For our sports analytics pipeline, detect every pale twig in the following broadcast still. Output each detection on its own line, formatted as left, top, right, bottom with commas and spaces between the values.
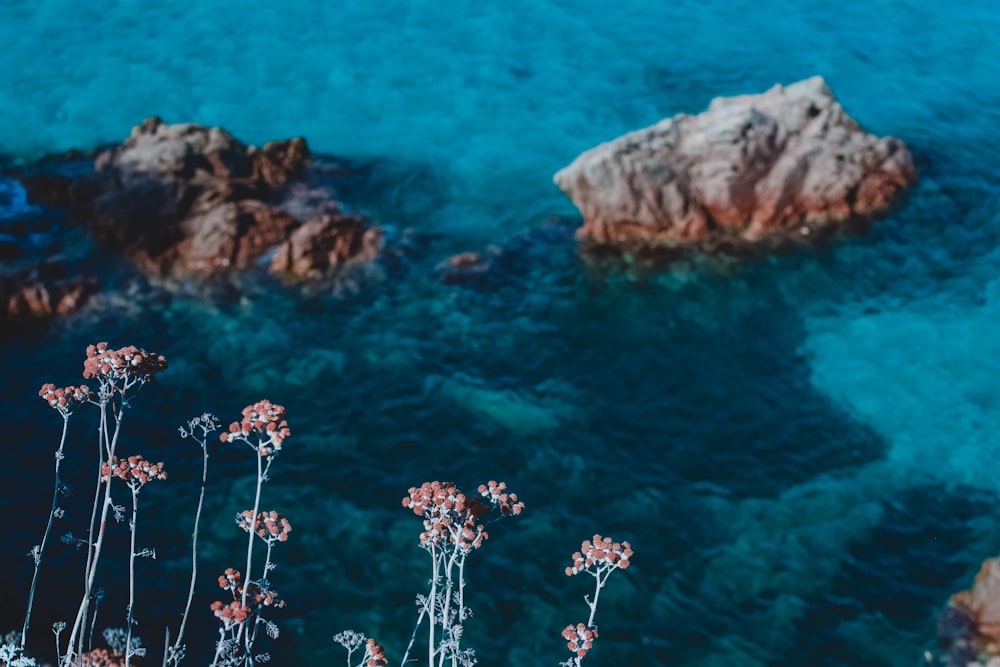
22, 415, 69, 647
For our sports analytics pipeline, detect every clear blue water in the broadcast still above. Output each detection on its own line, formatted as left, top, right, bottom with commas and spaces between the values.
2, 1, 1000, 665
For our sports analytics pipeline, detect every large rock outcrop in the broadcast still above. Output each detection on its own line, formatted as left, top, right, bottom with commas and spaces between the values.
554, 76, 916, 254
13, 118, 379, 280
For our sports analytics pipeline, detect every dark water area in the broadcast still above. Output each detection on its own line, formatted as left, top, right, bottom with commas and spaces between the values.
4, 1, 1000, 665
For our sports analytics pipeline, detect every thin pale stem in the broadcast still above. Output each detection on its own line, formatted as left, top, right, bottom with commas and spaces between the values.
399, 599, 428, 666
454, 556, 467, 667
587, 566, 616, 628
209, 626, 226, 667
174, 436, 210, 655
235, 452, 265, 661
429, 546, 439, 667
22, 415, 70, 648
81, 400, 126, 657
248, 540, 275, 649
439, 541, 461, 667
67, 397, 112, 662
125, 487, 140, 667
236, 445, 274, 665
86, 591, 102, 659
241, 453, 264, 608
457, 558, 466, 621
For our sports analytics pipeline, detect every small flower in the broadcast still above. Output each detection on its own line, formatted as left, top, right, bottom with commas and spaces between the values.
79, 647, 126, 667
219, 400, 290, 456
218, 568, 242, 591
82, 342, 167, 387
101, 455, 167, 489
403, 482, 486, 551
238, 580, 285, 609
562, 623, 598, 659
403, 480, 524, 553
363, 638, 388, 667
566, 535, 632, 576
236, 510, 292, 543
210, 600, 252, 628
38, 383, 93, 416
478, 479, 525, 516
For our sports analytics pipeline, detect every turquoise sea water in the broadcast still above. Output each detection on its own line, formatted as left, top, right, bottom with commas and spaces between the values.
2, 1, 1000, 665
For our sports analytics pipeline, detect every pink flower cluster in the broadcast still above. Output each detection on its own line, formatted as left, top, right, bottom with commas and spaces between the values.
101, 455, 167, 488
403, 481, 489, 551
402, 480, 525, 552
78, 648, 126, 667
244, 582, 284, 609
220, 400, 290, 456
562, 623, 598, 659
218, 567, 242, 591
566, 535, 633, 576
82, 342, 167, 385
210, 600, 252, 628
211, 567, 285, 628
38, 383, 93, 415
477, 480, 525, 516
363, 638, 388, 667
237, 510, 292, 543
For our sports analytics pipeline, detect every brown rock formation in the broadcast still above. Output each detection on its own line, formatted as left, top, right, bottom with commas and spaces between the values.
15, 118, 378, 281
941, 558, 1000, 664
1, 264, 100, 328
270, 213, 383, 279
554, 76, 916, 254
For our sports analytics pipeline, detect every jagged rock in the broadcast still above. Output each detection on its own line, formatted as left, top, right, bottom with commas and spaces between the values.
253, 139, 310, 189
270, 213, 382, 279
80, 118, 309, 276
14, 118, 379, 281
91, 117, 299, 186
943, 559, 1000, 664
3, 148, 97, 210
1, 264, 100, 327
554, 76, 916, 255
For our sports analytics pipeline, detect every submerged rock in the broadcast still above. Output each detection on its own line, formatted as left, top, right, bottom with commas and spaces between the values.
433, 219, 579, 291
270, 213, 383, 280
424, 374, 576, 436
436, 251, 494, 287
14, 118, 379, 281
554, 76, 916, 255
1, 263, 100, 329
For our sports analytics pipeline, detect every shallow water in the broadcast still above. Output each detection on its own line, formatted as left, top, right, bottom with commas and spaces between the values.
2, 1, 1000, 665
